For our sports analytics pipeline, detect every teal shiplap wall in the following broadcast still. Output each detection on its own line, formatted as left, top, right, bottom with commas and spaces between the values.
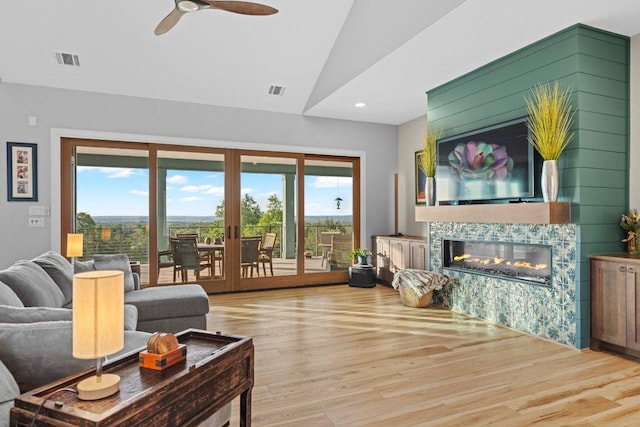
426, 24, 629, 348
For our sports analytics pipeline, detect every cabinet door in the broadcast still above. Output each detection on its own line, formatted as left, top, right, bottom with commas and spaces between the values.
389, 239, 410, 273
626, 265, 640, 351
375, 237, 392, 282
410, 241, 427, 270
591, 260, 626, 347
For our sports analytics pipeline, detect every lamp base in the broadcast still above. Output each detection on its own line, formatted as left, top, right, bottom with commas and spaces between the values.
77, 373, 120, 400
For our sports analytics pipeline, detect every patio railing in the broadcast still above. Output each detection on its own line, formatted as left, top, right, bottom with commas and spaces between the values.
78, 223, 353, 263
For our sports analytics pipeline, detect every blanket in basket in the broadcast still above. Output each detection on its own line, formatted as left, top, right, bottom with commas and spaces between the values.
391, 269, 448, 296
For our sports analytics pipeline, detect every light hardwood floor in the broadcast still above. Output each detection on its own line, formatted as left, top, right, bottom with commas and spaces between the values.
207, 285, 640, 426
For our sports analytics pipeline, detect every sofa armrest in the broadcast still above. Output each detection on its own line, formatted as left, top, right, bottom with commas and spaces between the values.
124, 304, 138, 331
132, 272, 140, 290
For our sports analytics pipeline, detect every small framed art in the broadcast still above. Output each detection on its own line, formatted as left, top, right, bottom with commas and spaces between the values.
7, 142, 38, 201
415, 150, 426, 205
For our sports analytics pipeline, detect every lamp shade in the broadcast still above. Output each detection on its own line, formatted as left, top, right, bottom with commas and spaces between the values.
67, 233, 84, 258
72, 270, 124, 359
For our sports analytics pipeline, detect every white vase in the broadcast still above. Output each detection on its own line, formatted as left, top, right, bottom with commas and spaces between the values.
541, 160, 559, 202
425, 176, 435, 206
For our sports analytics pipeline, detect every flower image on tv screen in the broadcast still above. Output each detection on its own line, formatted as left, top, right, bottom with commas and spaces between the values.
436, 118, 534, 204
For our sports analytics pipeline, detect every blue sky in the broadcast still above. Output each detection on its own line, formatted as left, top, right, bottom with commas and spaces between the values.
77, 166, 352, 217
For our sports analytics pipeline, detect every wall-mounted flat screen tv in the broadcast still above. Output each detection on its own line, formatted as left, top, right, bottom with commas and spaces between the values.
436, 118, 534, 204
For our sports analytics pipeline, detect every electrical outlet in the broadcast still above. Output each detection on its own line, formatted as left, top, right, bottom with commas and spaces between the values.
28, 217, 44, 227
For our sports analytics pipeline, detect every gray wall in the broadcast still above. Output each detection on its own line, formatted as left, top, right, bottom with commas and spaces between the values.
0, 83, 398, 267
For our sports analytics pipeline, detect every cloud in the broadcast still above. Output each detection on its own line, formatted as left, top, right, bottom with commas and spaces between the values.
180, 196, 201, 203
130, 190, 148, 196
310, 176, 352, 188
76, 166, 143, 178
76, 166, 97, 173
204, 186, 225, 196
241, 187, 252, 195
180, 184, 213, 193
167, 175, 188, 184
101, 168, 141, 179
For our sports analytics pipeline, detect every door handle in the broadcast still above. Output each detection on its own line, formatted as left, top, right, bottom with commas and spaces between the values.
227, 226, 231, 240
235, 226, 239, 239
629, 267, 635, 274
619, 266, 627, 272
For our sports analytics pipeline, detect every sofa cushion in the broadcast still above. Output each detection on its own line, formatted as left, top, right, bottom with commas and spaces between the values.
0, 304, 137, 332
0, 360, 19, 427
32, 251, 74, 305
74, 259, 95, 273
124, 284, 209, 323
0, 321, 151, 393
0, 281, 23, 307
93, 254, 135, 292
0, 261, 65, 308
0, 305, 72, 323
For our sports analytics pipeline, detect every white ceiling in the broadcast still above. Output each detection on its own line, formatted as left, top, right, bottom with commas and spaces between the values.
1, 0, 640, 126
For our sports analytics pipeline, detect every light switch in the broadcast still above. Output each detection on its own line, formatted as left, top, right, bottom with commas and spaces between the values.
28, 206, 50, 216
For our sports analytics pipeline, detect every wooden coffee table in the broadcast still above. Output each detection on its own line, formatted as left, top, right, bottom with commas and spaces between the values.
10, 329, 254, 426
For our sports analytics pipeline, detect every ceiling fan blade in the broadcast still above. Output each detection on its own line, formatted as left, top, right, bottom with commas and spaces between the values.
204, 1, 278, 15
154, 8, 184, 35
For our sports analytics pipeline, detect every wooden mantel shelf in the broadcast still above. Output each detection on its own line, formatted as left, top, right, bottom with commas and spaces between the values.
415, 202, 571, 224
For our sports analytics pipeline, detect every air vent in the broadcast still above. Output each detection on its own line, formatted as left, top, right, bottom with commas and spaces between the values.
268, 84, 285, 96
55, 52, 80, 67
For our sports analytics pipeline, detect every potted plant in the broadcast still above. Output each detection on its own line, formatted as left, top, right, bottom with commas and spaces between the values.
620, 209, 640, 255
524, 81, 575, 202
349, 248, 371, 265
420, 127, 438, 206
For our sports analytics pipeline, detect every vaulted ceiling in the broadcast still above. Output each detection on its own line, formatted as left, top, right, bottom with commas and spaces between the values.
1, 0, 640, 125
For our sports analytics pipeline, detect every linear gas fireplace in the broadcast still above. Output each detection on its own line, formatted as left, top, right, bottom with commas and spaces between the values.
442, 239, 552, 286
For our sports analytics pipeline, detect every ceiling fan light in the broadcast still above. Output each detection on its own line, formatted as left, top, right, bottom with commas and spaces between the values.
177, 0, 199, 12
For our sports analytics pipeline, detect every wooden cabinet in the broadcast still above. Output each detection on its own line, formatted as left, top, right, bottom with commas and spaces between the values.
590, 254, 640, 355
410, 241, 428, 271
372, 235, 428, 284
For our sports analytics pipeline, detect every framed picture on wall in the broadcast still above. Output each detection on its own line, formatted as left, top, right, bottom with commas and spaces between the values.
415, 150, 426, 205
7, 142, 38, 202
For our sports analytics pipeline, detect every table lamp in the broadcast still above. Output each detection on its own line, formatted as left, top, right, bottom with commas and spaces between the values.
66, 233, 83, 267
72, 270, 124, 400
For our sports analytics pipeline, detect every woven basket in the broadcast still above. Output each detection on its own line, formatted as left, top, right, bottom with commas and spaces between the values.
399, 287, 433, 308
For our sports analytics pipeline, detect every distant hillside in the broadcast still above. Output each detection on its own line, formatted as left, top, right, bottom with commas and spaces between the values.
92, 216, 217, 224
92, 215, 352, 224
303, 215, 352, 223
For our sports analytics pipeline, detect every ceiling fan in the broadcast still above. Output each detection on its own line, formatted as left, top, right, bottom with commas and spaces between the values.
155, 0, 278, 36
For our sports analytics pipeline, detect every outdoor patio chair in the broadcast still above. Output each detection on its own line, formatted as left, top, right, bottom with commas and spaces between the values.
170, 236, 212, 282
258, 233, 277, 276
241, 237, 261, 278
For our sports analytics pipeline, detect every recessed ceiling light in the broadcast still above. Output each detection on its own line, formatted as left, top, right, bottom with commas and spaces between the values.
354, 102, 366, 108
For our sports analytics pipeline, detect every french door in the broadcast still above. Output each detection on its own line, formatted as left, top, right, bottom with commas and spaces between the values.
61, 138, 359, 293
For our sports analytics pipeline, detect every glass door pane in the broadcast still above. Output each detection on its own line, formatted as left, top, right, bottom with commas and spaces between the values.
157, 150, 226, 291
74, 146, 150, 283
239, 154, 297, 279
304, 159, 354, 273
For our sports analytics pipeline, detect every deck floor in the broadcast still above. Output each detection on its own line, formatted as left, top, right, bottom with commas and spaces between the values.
137, 256, 332, 286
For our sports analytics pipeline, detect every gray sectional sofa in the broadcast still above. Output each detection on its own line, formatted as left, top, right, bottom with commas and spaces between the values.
0, 251, 230, 426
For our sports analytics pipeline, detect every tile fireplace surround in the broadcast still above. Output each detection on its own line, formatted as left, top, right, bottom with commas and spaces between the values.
429, 222, 577, 347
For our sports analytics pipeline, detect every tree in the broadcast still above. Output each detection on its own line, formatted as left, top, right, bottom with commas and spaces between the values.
76, 212, 96, 232
241, 194, 262, 226
259, 194, 283, 225
215, 200, 225, 219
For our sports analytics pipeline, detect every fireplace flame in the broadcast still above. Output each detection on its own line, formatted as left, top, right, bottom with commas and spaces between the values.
454, 254, 547, 271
